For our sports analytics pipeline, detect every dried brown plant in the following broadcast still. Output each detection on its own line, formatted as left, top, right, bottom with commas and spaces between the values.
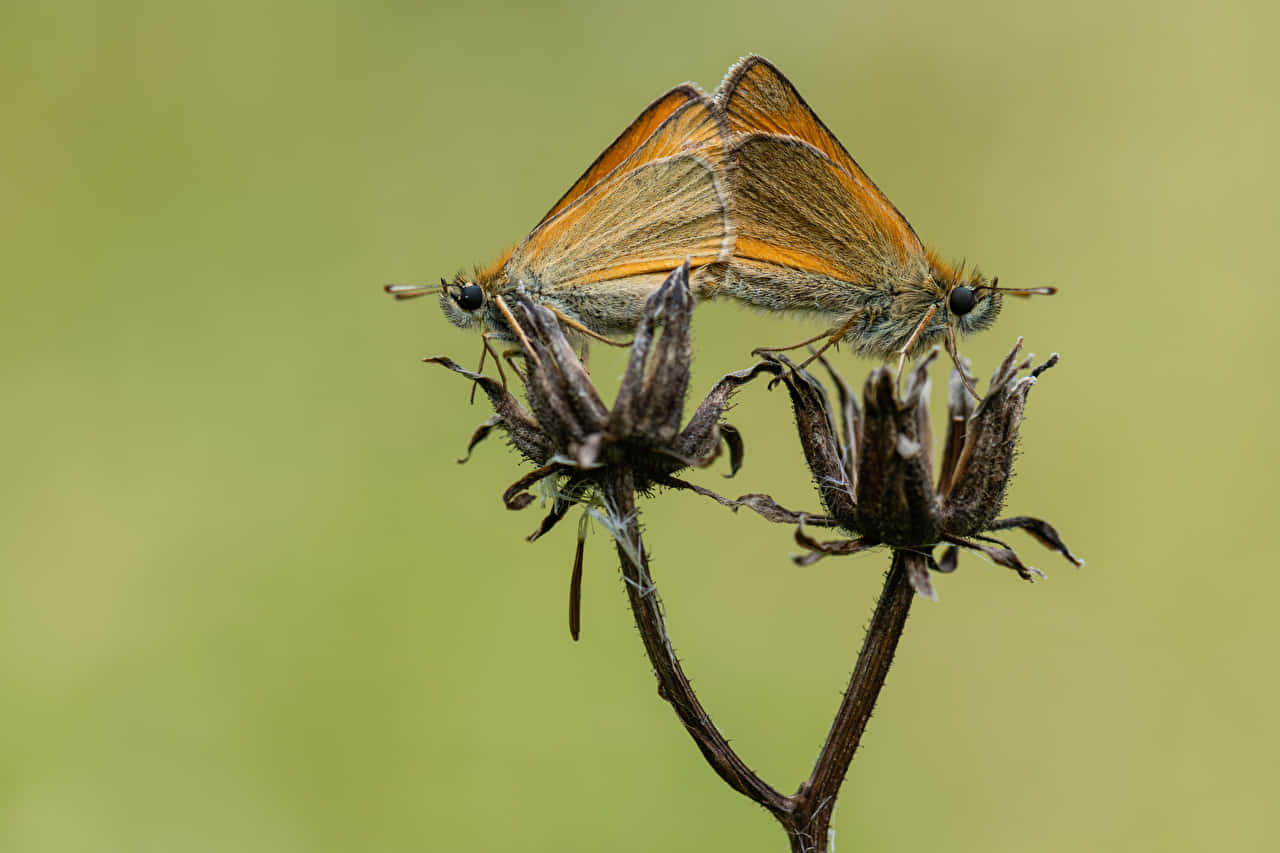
419, 262, 1079, 852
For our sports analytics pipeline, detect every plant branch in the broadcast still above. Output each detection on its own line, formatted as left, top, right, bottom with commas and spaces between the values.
601, 464, 920, 853
791, 551, 917, 849
600, 466, 794, 822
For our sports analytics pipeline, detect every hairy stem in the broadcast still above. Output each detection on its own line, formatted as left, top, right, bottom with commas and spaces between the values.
600, 467, 793, 820
791, 552, 915, 851
602, 467, 916, 852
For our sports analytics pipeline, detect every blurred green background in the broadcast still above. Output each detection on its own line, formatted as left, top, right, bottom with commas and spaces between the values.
3, 0, 1276, 850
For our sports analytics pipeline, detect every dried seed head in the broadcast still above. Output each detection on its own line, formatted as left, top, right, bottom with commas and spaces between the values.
424, 262, 778, 633
757, 340, 1078, 596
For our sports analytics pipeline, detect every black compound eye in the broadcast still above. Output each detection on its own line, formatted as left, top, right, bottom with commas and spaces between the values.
948, 285, 976, 316
456, 283, 484, 311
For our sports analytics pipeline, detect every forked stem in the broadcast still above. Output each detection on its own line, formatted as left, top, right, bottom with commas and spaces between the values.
600, 463, 916, 853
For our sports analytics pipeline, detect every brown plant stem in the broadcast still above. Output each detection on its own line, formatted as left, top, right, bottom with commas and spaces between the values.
601, 467, 792, 820
791, 552, 916, 850
601, 465, 916, 853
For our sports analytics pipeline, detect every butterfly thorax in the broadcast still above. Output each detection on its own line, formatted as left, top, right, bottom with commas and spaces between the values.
826, 253, 1003, 357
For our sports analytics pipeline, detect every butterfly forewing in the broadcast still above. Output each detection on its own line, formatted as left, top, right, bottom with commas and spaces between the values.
724, 134, 933, 317
507, 152, 730, 334
716, 56, 923, 264
536, 85, 711, 227
503, 94, 732, 334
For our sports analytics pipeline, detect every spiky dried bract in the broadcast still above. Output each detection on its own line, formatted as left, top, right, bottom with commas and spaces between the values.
420, 357, 553, 465
854, 356, 943, 545
428, 261, 778, 628
759, 339, 1078, 596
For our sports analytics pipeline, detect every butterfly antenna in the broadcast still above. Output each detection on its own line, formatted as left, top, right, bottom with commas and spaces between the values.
384, 277, 448, 301
978, 276, 1057, 298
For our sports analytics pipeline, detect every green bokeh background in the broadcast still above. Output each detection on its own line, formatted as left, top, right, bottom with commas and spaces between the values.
4, 1, 1276, 850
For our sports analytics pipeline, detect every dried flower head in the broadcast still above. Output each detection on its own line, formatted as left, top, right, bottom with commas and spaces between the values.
426, 262, 773, 635
759, 342, 1081, 598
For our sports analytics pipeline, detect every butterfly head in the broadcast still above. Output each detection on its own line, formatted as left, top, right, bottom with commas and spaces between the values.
438, 273, 487, 328
436, 266, 520, 341
931, 251, 1058, 346
931, 257, 1002, 339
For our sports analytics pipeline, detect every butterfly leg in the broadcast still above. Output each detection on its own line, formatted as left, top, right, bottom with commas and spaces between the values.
892, 304, 939, 395
502, 347, 528, 385
466, 333, 510, 405
944, 323, 981, 400
546, 304, 632, 348
751, 326, 837, 356
752, 311, 865, 369
492, 295, 542, 370
794, 310, 876, 370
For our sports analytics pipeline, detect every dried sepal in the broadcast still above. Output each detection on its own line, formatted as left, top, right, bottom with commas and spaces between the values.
854, 366, 943, 545
793, 518, 875, 566
901, 551, 937, 600
765, 339, 1079, 595
758, 353, 857, 523
941, 339, 1056, 535
427, 261, 776, 635
456, 415, 501, 464
990, 516, 1085, 567
675, 362, 780, 468
424, 356, 552, 463
663, 477, 840, 528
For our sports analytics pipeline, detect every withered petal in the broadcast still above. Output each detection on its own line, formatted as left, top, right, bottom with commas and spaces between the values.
811, 352, 862, 471
1032, 353, 1060, 379
610, 262, 694, 444
515, 298, 609, 429
568, 533, 585, 642
941, 339, 1054, 536
424, 356, 552, 462
794, 521, 875, 556
854, 368, 943, 545
761, 354, 857, 524
527, 497, 572, 542
676, 361, 780, 465
903, 350, 939, 476
654, 441, 722, 472
990, 515, 1084, 566
945, 534, 1044, 582
661, 478, 839, 527
718, 424, 745, 478
503, 462, 564, 511
503, 299, 610, 451
456, 415, 501, 464
901, 550, 937, 600
575, 432, 604, 469
937, 364, 975, 490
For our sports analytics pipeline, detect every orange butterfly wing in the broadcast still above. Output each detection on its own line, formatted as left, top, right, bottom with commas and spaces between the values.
535, 84, 711, 227
722, 133, 936, 326
472, 92, 701, 290
715, 56, 926, 271
503, 92, 732, 334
